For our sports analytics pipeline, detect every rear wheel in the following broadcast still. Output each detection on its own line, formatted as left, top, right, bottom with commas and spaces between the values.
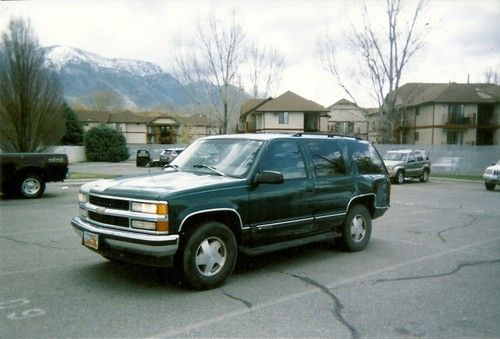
420, 169, 430, 182
339, 205, 372, 252
485, 182, 496, 191
178, 221, 237, 290
394, 170, 404, 184
18, 174, 45, 198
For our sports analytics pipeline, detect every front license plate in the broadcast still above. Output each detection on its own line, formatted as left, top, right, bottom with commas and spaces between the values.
83, 231, 98, 250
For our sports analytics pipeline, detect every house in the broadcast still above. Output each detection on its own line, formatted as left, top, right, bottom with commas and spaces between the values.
326, 99, 369, 139
175, 114, 219, 143
77, 110, 214, 144
239, 91, 330, 133
392, 83, 500, 145
364, 107, 381, 143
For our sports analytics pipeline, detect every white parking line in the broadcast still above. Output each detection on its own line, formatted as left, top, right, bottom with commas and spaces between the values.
151, 236, 500, 338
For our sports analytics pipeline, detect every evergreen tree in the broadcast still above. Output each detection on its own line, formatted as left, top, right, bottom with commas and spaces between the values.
60, 103, 84, 145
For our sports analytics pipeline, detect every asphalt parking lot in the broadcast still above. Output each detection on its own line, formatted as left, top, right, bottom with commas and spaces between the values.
0, 165, 499, 338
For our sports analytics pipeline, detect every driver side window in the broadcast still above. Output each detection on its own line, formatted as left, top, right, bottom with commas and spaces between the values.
259, 140, 306, 179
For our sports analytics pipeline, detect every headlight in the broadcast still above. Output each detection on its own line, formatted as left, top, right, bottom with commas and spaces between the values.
131, 202, 168, 214
131, 220, 169, 232
78, 193, 88, 203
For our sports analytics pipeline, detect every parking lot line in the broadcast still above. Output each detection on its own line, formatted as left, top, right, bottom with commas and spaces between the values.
151, 235, 500, 338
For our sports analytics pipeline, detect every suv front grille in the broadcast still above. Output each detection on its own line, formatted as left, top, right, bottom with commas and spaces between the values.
89, 195, 129, 211
88, 211, 129, 227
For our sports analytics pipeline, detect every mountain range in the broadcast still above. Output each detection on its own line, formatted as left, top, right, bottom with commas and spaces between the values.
44, 45, 249, 111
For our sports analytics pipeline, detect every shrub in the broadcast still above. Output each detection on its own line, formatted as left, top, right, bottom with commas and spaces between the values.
84, 124, 129, 162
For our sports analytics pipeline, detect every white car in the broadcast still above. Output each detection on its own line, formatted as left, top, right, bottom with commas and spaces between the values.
483, 160, 500, 191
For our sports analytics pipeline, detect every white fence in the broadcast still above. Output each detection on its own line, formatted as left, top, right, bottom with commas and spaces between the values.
51, 146, 86, 163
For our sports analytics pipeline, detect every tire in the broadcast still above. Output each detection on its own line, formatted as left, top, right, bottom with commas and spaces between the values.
485, 182, 496, 191
420, 169, 430, 183
18, 174, 45, 198
178, 221, 237, 290
339, 205, 372, 252
394, 170, 404, 184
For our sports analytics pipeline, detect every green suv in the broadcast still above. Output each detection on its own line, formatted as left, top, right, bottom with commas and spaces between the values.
72, 133, 390, 289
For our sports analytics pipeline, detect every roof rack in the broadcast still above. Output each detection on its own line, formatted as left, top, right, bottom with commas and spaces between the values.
292, 132, 362, 140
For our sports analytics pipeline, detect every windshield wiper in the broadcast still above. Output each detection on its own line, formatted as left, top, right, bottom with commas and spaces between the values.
192, 164, 227, 176
163, 164, 181, 172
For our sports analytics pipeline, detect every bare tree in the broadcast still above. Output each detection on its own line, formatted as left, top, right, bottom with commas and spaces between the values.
247, 43, 284, 98
484, 68, 499, 85
173, 10, 246, 134
92, 90, 124, 112
0, 17, 65, 152
318, 0, 428, 143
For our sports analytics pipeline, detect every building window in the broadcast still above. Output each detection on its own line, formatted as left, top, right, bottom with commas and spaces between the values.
415, 132, 419, 141
278, 112, 289, 124
447, 131, 463, 145
331, 122, 354, 134
448, 104, 465, 124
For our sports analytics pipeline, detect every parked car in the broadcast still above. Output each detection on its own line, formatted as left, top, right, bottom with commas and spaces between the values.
483, 160, 500, 191
382, 149, 431, 184
136, 149, 164, 167
159, 148, 185, 166
136, 150, 151, 167
72, 133, 390, 289
0, 153, 68, 198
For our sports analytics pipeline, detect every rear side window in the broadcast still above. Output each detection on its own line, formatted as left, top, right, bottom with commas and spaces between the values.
307, 140, 346, 177
345, 140, 386, 175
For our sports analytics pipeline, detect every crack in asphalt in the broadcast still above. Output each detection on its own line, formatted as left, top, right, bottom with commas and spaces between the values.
0, 235, 72, 250
372, 259, 500, 285
222, 292, 253, 309
286, 273, 359, 339
436, 215, 479, 243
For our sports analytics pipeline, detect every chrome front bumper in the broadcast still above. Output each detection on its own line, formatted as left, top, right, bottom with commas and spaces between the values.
71, 217, 179, 257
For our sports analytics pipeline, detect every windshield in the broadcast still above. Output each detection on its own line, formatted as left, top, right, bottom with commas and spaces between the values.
383, 152, 406, 161
170, 138, 263, 178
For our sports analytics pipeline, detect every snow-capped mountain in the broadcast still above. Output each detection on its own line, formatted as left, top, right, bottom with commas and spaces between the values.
43, 45, 249, 110
45, 46, 163, 76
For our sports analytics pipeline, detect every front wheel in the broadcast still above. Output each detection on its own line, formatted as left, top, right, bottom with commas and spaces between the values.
339, 205, 372, 252
485, 182, 496, 191
19, 174, 45, 198
179, 222, 237, 290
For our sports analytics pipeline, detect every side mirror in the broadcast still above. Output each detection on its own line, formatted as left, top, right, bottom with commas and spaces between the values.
254, 171, 284, 185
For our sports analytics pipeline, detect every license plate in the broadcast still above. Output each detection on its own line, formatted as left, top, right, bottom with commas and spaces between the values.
83, 231, 98, 250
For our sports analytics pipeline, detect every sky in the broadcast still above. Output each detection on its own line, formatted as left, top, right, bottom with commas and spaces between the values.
1, 0, 499, 108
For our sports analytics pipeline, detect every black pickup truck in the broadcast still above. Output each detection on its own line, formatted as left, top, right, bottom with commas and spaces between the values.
0, 153, 69, 198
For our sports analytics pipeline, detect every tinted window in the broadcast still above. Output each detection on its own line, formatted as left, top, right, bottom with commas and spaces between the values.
307, 140, 346, 177
259, 140, 306, 179
345, 140, 386, 175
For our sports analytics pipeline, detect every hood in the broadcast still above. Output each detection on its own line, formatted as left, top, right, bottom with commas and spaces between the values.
486, 163, 500, 171
383, 160, 404, 167
80, 171, 244, 200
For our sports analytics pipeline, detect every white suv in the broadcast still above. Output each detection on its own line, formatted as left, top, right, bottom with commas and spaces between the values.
483, 160, 500, 191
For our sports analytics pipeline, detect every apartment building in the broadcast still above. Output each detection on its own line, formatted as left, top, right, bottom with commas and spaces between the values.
394, 83, 500, 145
